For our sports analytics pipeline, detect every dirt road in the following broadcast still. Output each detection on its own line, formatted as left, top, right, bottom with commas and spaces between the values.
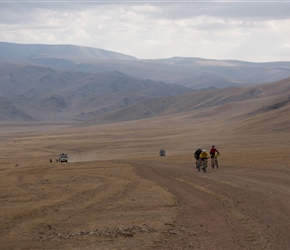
1, 155, 290, 250
129, 157, 290, 250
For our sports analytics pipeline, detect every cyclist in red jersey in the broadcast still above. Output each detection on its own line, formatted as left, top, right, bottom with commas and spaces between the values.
210, 145, 220, 169
210, 145, 220, 157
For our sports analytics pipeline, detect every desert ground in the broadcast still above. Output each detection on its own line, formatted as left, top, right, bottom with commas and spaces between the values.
0, 113, 290, 250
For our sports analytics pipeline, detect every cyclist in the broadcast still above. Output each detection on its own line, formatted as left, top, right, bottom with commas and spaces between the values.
199, 149, 210, 172
194, 147, 202, 170
210, 145, 220, 169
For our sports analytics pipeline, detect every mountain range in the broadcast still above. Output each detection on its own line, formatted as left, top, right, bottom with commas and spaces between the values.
0, 41, 290, 124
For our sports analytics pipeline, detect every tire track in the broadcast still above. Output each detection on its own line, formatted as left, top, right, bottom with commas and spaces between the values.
128, 159, 278, 250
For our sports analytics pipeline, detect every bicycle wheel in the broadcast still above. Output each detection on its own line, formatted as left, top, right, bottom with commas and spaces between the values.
215, 158, 218, 169
196, 160, 201, 171
211, 158, 215, 169
202, 160, 207, 173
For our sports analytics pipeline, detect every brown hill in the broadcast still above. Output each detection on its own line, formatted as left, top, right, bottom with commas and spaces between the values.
83, 77, 290, 134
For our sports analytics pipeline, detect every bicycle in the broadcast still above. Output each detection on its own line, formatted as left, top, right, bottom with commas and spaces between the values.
211, 153, 219, 169
196, 158, 201, 172
201, 158, 208, 173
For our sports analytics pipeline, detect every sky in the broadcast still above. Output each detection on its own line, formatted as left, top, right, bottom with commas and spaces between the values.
0, 0, 290, 62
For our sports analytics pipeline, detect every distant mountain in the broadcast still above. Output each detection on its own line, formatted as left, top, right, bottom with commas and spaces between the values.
0, 62, 193, 122
0, 41, 136, 61
0, 96, 36, 122
1, 42, 290, 90
1, 41, 290, 124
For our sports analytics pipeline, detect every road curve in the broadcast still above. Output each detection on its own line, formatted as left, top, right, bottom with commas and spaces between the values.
128, 159, 290, 250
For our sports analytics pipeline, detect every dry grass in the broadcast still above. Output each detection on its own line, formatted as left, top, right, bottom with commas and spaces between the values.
0, 104, 290, 249
0, 158, 175, 249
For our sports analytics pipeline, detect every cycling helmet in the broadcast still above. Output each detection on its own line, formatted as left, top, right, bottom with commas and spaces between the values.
212, 145, 215, 148
203, 149, 206, 152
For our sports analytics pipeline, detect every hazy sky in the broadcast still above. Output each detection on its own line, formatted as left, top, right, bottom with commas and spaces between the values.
1, 1, 290, 62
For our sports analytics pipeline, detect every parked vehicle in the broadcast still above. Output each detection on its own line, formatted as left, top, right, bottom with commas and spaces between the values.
59, 153, 68, 163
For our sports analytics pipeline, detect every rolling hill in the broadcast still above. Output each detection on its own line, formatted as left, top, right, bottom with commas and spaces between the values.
83, 77, 290, 133
1, 42, 290, 125
0, 63, 193, 122
1, 41, 290, 90
0, 41, 136, 61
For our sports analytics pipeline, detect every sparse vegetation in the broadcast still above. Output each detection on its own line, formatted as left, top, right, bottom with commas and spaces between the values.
1, 43, 290, 249
0, 103, 290, 249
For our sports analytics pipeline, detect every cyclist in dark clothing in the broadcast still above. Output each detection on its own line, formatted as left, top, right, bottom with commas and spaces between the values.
194, 147, 202, 170
194, 147, 202, 160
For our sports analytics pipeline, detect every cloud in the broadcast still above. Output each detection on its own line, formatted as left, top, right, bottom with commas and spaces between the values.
0, 1, 290, 61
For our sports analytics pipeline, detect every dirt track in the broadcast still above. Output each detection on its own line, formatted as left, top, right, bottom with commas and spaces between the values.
128, 158, 290, 250
1, 154, 290, 250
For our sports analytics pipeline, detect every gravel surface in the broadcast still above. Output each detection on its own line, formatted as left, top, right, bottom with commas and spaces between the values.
130, 159, 290, 250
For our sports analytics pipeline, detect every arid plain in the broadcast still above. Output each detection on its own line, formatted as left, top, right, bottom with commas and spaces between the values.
1, 82, 290, 249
